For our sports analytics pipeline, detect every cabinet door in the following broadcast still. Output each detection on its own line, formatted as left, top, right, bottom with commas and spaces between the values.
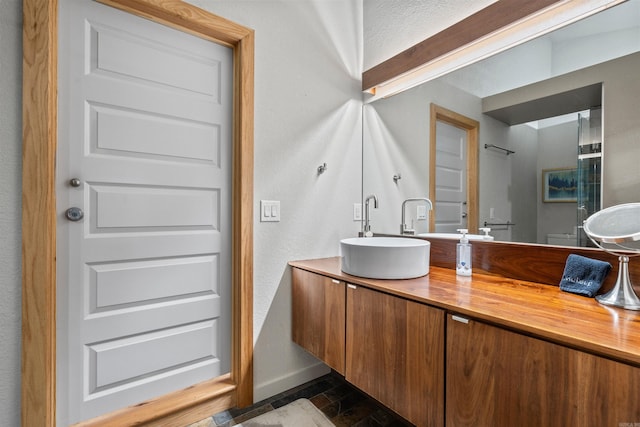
291, 268, 345, 374
447, 313, 640, 427
346, 284, 445, 426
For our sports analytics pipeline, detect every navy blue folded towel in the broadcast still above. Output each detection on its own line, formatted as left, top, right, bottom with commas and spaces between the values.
559, 254, 612, 297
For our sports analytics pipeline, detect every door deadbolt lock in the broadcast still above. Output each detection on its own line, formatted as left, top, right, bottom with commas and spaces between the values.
65, 207, 84, 222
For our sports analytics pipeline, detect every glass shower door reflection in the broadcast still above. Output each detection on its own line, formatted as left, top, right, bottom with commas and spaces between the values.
577, 108, 602, 247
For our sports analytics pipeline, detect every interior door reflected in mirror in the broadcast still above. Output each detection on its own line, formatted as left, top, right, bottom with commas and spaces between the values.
429, 104, 478, 235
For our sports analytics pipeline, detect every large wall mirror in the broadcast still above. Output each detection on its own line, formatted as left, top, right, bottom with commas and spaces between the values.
363, 0, 640, 246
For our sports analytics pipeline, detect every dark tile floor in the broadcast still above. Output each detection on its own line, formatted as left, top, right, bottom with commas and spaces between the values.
188, 371, 414, 426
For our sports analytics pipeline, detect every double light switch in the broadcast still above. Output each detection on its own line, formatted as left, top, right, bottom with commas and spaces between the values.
260, 200, 280, 222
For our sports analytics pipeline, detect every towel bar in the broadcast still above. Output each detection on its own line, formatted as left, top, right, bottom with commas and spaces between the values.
484, 221, 515, 227
484, 144, 515, 155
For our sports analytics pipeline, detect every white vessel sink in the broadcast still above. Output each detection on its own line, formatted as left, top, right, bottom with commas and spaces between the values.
340, 237, 430, 279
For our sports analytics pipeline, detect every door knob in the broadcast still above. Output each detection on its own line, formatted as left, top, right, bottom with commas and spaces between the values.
69, 178, 81, 187
65, 207, 84, 222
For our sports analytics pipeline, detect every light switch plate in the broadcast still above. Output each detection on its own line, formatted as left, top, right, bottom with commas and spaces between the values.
417, 205, 427, 220
260, 200, 280, 222
353, 203, 362, 221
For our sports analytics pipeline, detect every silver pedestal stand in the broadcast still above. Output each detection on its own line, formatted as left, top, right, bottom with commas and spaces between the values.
593, 253, 640, 310
584, 202, 640, 311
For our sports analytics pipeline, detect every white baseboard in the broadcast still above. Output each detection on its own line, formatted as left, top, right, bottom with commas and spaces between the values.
253, 362, 331, 403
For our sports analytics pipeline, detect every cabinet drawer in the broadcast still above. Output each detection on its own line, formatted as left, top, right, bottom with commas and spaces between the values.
447, 313, 640, 426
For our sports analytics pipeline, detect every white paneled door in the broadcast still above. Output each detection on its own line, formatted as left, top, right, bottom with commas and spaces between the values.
435, 121, 468, 232
57, 1, 232, 424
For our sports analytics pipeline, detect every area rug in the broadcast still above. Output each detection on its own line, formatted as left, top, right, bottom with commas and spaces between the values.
236, 398, 334, 427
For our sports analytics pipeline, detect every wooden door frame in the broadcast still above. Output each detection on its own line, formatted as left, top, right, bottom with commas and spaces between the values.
429, 104, 479, 234
21, 1, 254, 425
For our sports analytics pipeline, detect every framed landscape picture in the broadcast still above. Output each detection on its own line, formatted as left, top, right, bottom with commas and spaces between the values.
542, 168, 577, 202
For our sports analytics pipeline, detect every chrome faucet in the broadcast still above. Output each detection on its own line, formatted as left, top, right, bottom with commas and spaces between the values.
363, 194, 379, 237
401, 198, 433, 235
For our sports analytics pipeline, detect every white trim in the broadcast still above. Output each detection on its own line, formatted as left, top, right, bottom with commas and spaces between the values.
253, 363, 330, 403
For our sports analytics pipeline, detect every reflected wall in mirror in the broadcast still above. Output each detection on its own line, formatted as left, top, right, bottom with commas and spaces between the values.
363, 0, 640, 245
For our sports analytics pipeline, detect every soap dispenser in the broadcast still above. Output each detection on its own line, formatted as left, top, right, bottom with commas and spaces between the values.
456, 228, 472, 276
479, 227, 492, 241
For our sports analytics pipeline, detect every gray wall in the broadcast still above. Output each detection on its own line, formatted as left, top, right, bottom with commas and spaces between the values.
507, 124, 539, 244
537, 121, 579, 243
0, 0, 23, 424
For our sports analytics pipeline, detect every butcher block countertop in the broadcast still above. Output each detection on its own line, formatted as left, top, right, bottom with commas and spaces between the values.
289, 256, 640, 367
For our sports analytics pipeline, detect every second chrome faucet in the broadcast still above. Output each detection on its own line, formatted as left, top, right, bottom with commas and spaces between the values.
401, 198, 433, 235
364, 194, 378, 237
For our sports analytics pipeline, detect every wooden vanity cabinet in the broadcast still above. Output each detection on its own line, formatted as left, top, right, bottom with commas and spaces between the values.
446, 313, 640, 427
291, 267, 346, 374
291, 268, 445, 425
292, 259, 640, 427
346, 284, 445, 426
